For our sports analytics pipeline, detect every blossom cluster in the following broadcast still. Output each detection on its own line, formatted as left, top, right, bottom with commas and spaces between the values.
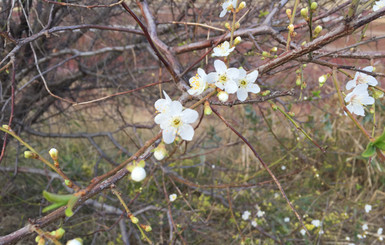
187, 59, 260, 102
344, 66, 378, 117
373, 0, 385, 11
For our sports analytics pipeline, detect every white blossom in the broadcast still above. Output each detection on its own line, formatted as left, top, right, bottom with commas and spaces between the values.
311, 219, 321, 227
281, 165, 286, 170
284, 217, 290, 222
220, 0, 237, 18
208, 60, 239, 94
154, 91, 173, 125
257, 210, 265, 217
131, 167, 146, 182
251, 220, 257, 227
345, 84, 375, 116
242, 210, 251, 220
378, 227, 383, 235
346, 66, 378, 90
212, 41, 235, 57
362, 223, 369, 231
154, 94, 199, 144
236, 68, 260, 101
188, 68, 209, 96
365, 204, 372, 213
373, 0, 385, 11
300, 229, 306, 236
169, 194, 177, 202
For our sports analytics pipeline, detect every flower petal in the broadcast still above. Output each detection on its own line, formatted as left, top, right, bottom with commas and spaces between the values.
169, 101, 183, 115
238, 68, 247, 79
248, 84, 260, 94
361, 96, 375, 105
246, 70, 259, 83
227, 68, 239, 79
178, 124, 195, 141
214, 60, 227, 73
207, 72, 217, 84
225, 80, 238, 94
346, 80, 356, 90
237, 88, 248, 101
163, 127, 177, 144
181, 109, 199, 123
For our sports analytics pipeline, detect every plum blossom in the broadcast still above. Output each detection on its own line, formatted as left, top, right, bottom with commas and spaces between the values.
345, 84, 375, 116
284, 217, 290, 222
242, 210, 251, 220
169, 194, 177, 202
212, 41, 235, 57
188, 68, 209, 96
220, 0, 237, 18
155, 96, 199, 144
208, 60, 239, 94
373, 0, 385, 11
362, 223, 368, 231
365, 204, 372, 213
346, 66, 378, 90
251, 220, 257, 227
311, 219, 321, 227
257, 210, 265, 217
236, 68, 260, 101
300, 229, 306, 236
66, 238, 83, 245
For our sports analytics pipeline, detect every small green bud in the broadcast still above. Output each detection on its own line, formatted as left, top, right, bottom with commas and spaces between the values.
286, 9, 292, 18
24, 151, 38, 159
271, 104, 278, 111
288, 112, 295, 117
301, 41, 307, 46
296, 76, 301, 86
262, 51, 269, 57
204, 101, 213, 115
373, 90, 384, 99
130, 216, 139, 224
65, 179, 73, 187
35, 236, 41, 243
302, 64, 307, 68
224, 22, 231, 30
54, 228, 66, 239
370, 107, 375, 114
261, 90, 270, 96
235, 22, 240, 29
2, 125, 11, 130
270, 47, 277, 52
311, 2, 318, 10
300, 8, 308, 19
314, 25, 322, 36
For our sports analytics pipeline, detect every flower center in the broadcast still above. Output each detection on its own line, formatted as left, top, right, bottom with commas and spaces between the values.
219, 74, 228, 84
171, 116, 182, 128
239, 79, 247, 88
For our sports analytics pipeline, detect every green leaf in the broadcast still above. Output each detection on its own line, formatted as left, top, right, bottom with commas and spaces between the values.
42, 202, 67, 213
43, 190, 73, 203
362, 142, 376, 158
65, 195, 79, 217
373, 128, 385, 144
375, 141, 385, 151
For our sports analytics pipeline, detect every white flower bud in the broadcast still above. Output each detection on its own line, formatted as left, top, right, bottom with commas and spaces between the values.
49, 148, 58, 161
217, 91, 229, 102
154, 144, 167, 160
66, 238, 83, 245
131, 167, 146, 182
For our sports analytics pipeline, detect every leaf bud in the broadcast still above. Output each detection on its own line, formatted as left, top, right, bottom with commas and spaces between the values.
300, 7, 308, 19
314, 25, 322, 36
286, 9, 292, 18
261, 90, 271, 96
204, 101, 213, 115
130, 216, 139, 224
24, 151, 39, 159
311, 2, 318, 10
287, 24, 294, 32
225, 22, 231, 30
270, 47, 277, 52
